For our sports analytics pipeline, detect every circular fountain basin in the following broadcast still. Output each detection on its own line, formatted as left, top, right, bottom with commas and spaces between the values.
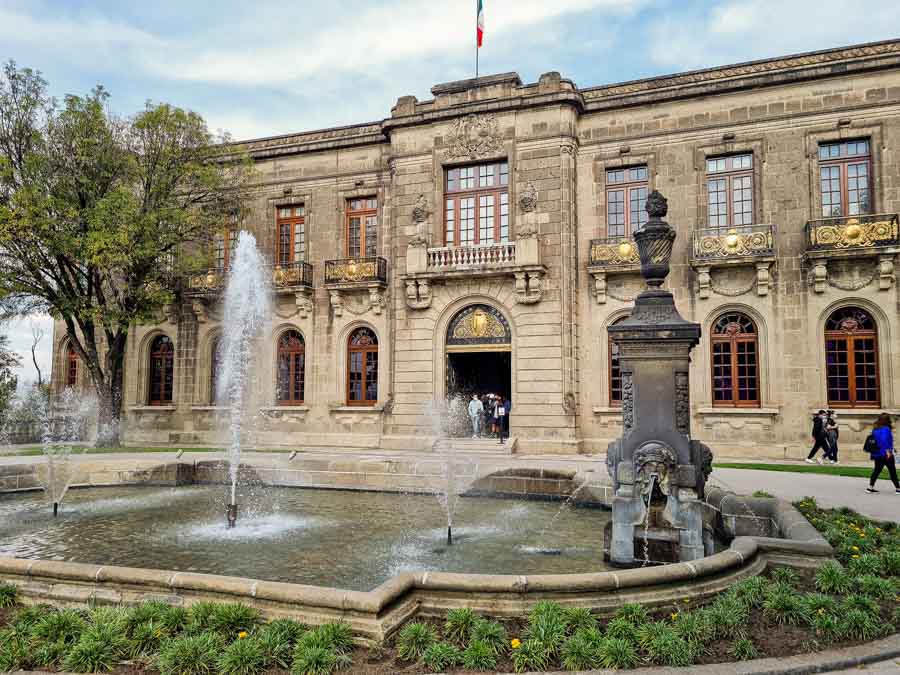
0, 485, 611, 591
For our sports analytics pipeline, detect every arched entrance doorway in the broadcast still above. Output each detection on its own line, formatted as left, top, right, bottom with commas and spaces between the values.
445, 304, 512, 406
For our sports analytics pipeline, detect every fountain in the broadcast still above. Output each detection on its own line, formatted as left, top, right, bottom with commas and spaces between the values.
423, 396, 470, 546
215, 232, 271, 528
605, 190, 714, 567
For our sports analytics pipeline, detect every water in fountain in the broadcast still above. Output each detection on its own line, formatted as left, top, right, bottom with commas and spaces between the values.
422, 396, 470, 546
215, 232, 271, 528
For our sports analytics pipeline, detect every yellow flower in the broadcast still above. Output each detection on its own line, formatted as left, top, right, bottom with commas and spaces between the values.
852, 555, 860, 559
511, 639, 521, 649
860, 534, 865, 538
683, 599, 690, 604
852, 546, 860, 552
818, 608, 826, 615
238, 631, 248, 639
670, 612, 679, 621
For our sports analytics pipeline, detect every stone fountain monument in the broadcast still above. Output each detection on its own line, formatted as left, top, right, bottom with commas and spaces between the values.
605, 190, 713, 567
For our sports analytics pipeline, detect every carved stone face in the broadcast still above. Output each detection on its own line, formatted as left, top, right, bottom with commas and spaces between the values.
633, 441, 678, 498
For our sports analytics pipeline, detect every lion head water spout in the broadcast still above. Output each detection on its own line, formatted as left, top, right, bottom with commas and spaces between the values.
216, 232, 271, 528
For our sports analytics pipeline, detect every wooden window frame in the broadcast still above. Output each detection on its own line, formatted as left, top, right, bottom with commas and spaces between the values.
214, 229, 238, 270
346, 328, 378, 407
605, 166, 649, 237
444, 161, 509, 247
148, 335, 174, 406
710, 313, 760, 408
825, 308, 880, 408
818, 140, 873, 218
65, 345, 78, 388
276, 205, 306, 266
276, 330, 306, 406
705, 154, 754, 228
346, 197, 378, 258
608, 318, 626, 407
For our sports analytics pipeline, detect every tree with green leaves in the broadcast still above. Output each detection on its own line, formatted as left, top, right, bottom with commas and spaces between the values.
0, 61, 252, 445
0, 333, 20, 416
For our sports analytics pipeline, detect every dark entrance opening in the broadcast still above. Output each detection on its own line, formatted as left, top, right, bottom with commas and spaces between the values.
446, 351, 511, 401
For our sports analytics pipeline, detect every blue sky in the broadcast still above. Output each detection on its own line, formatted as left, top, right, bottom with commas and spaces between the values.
2, 0, 898, 380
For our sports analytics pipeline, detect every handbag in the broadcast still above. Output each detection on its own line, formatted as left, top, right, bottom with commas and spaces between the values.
864, 433, 880, 457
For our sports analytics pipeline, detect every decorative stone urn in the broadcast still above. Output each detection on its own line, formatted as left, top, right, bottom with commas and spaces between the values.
605, 190, 713, 566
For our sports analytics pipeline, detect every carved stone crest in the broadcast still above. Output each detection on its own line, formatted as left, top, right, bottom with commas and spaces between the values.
412, 194, 428, 223
447, 114, 503, 159
519, 183, 538, 213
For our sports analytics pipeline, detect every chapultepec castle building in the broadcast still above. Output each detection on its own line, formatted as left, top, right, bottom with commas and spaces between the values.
52, 40, 900, 459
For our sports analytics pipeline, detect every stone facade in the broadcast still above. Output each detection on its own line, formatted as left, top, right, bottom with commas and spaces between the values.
52, 40, 900, 459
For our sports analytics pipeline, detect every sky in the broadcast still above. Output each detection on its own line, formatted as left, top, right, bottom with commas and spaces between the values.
1, 0, 898, 382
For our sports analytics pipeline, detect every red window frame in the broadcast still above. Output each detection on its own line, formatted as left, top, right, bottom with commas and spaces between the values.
148, 335, 174, 406
346, 198, 378, 258
444, 161, 509, 246
214, 229, 238, 270
706, 154, 754, 227
818, 140, 873, 217
711, 312, 760, 408
276, 330, 306, 405
347, 328, 378, 406
276, 205, 306, 266
65, 345, 78, 388
606, 166, 649, 237
825, 307, 880, 408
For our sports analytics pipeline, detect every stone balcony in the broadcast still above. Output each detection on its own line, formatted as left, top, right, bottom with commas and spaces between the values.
402, 236, 546, 308
689, 224, 776, 299
323, 256, 388, 316
803, 214, 900, 293
586, 236, 640, 304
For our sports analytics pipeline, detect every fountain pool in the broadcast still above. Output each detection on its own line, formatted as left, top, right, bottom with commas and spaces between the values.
0, 485, 611, 591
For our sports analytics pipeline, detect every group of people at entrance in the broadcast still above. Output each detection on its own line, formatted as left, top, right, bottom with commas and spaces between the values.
468, 393, 511, 443
806, 409, 841, 464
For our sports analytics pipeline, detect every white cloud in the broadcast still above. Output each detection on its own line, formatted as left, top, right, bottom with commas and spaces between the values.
2, 315, 53, 385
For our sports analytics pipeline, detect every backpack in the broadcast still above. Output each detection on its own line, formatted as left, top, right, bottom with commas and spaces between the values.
864, 433, 880, 457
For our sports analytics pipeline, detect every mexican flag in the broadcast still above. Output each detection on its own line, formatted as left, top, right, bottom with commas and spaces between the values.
477, 0, 484, 47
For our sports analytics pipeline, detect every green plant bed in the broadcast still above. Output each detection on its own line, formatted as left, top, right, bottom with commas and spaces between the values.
715, 462, 887, 479
2, 499, 900, 673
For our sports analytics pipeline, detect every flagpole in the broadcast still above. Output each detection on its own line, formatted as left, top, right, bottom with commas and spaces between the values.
475, 0, 479, 80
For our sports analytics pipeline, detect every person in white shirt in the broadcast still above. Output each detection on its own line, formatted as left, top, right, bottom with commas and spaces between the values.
468, 394, 484, 438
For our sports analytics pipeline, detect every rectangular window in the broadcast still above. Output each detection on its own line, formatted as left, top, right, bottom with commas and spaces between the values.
818, 140, 872, 217
605, 166, 648, 237
346, 197, 378, 257
214, 230, 238, 270
276, 205, 306, 266
445, 161, 509, 246
706, 154, 754, 227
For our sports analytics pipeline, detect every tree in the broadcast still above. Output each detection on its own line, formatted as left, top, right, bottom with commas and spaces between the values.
0, 61, 252, 445
0, 333, 19, 415
29, 319, 44, 387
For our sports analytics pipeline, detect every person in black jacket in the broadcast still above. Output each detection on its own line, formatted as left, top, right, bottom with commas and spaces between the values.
825, 410, 839, 464
806, 409, 829, 464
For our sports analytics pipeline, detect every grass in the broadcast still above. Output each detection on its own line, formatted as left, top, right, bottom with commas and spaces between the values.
715, 462, 889, 479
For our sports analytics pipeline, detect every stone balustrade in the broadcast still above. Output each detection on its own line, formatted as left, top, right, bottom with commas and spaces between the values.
426, 242, 517, 270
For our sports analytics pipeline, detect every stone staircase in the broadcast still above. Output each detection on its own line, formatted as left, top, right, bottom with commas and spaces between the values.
438, 436, 518, 454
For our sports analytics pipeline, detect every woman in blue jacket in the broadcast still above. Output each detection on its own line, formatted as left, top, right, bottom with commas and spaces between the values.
867, 413, 900, 494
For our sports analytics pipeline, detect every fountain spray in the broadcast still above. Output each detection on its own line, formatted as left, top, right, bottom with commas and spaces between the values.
216, 232, 271, 529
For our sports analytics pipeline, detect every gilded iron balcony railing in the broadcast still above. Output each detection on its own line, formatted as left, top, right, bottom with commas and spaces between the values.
692, 224, 775, 260
588, 236, 640, 267
805, 213, 900, 251
324, 256, 388, 285
272, 261, 313, 289
186, 268, 225, 296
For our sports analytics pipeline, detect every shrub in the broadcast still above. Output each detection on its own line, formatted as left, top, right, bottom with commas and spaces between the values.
12, 603, 51, 631
672, 611, 712, 647
291, 645, 344, 675
644, 631, 694, 667
523, 612, 567, 657
470, 619, 508, 655
562, 606, 597, 633
33, 638, 69, 668
604, 616, 639, 644
841, 593, 881, 617
731, 576, 768, 608
157, 632, 222, 675
636, 621, 672, 651
257, 621, 305, 669
703, 595, 749, 639
315, 622, 354, 654
561, 630, 601, 670
263, 618, 308, 647
762, 585, 809, 626
855, 574, 895, 600
728, 637, 759, 661
0, 629, 31, 672
838, 609, 882, 641
396, 622, 437, 662
461, 639, 497, 671
848, 553, 883, 577
614, 602, 649, 626
129, 619, 171, 657
879, 550, 900, 576
218, 636, 266, 675
802, 593, 838, 617
89, 605, 129, 631
816, 561, 852, 594
186, 602, 219, 633
32, 608, 88, 645
511, 638, 549, 674
810, 611, 841, 642
770, 567, 800, 587
63, 624, 129, 673
422, 642, 461, 672
0, 582, 17, 608
444, 607, 479, 644
209, 603, 261, 636
529, 600, 565, 622
596, 636, 639, 670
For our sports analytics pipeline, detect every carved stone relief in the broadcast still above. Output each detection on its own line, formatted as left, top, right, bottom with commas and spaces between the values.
675, 372, 690, 436
518, 183, 538, 213
447, 114, 503, 159
621, 372, 634, 437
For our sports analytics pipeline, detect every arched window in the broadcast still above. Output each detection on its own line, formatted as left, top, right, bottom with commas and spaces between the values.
711, 312, 759, 407
65, 345, 78, 388
148, 335, 174, 405
608, 317, 626, 406
825, 307, 880, 407
347, 328, 378, 406
210, 337, 222, 404
277, 330, 306, 405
